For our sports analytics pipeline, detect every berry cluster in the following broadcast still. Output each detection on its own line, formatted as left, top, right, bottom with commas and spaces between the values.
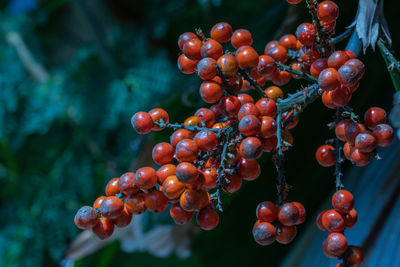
316, 190, 364, 266
253, 201, 306, 246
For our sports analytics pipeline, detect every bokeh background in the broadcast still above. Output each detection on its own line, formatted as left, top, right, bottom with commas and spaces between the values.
0, 0, 399, 266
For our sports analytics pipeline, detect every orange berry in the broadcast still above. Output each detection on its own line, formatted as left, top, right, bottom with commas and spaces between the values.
256, 201, 277, 223
145, 189, 168, 214
197, 57, 217, 80
252, 221, 277, 246
276, 225, 297, 244
131, 112, 153, 135
152, 142, 174, 165
179, 189, 201, 212
100, 196, 124, 219
135, 166, 157, 189
264, 86, 284, 100
176, 139, 199, 162
125, 191, 147, 214
210, 22, 232, 43
373, 123, 394, 147
177, 54, 198, 74
92, 217, 114, 239
217, 54, 238, 76
175, 162, 199, 184
235, 45, 259, 69
231, 29, 253, 49
74, 206, 98, 229
105, 178, 120, 196
162, 176, 185, 200
118, 172, 138, 195
197, 206, 219, 230
170, 203, 194, 225
201, 39, 223, 60
315, 145, 336, 167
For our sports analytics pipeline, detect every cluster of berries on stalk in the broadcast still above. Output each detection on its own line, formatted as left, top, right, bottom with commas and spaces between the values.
316, 190, 364, 266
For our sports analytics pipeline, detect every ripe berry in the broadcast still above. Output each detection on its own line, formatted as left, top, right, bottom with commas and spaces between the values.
231, 29, 253, 49
145, 189, 168, 214
373, 123, 394, 147
278, 203, 300, 226
261, 135, 278, 152
112, 206, 132, 228
321, 209, 345, 232
182, 38, 202, 60
210, 22, 232, 43
195, 108, 216, 127
180, 189, 201, 212
364, 107, 387, 129
200, 81, 222, 103
177, 54, 198, 74
93, 196, 106, 210
210, 103, 222, 117
92, 217, 114, 240
131, 112, 153, 135
350, 148, 371, 167
332, 190, 354, 214
176, 139, 199, 162
321, 20, 336, 32
162, 176, 185, 200
100, 196, 124, 219
240, 137, 263, 160
118, 172, 138, 195
345, 50, 357, 59
289, 62, 304, 79
175, 162, 199, 184
338, 59, 365, 87
318, 68, 340, 91
74, 206, 98, 229
316, 210, 328, 231
295, 23, 316, 46
256, 201, 277, 223
238, 103, 260, 121
345, 123, 366, 144
293, 202, 306, 224
259, 116, 277, 138
178, 32, 198, 50
315, 145, 336, 167
225, 74, 243, 94
355, 131, 377, 152
135, 166, 157, 189
326, 86, 352, 108
235, 45, 259, 69
197, 206, 219, 230
279, 34, 297, 50
237, 158, 261, 181
267, 45, 287, 63
170, 129, 193, 147
282, 111, 299, 130
201, 39, 223, 60
217, 54, 238, 76
286, 0, 302, 4
327, 51, 349, 70
264, 40, 280, 54
148, 108, 169, 130
202, 168, 218, 190
272, 70, 291, 86
223, 173, 242, 193
344, 209, 358, 228
197, 57, 217, 80
298, 46, 320, 65
170, 203, 194, 225
152, 142, 174, 165
265, 86, 284, 100
257, 55, 276, 76
184, 116, 201, 127
276, 225, 297, 244
256, 98, 277, 117
253, 221, 277, 246
125, 191, 147, 214
323, 233, 348, 258
344, 246, 364, 266
239, 115, 261, 136
335, 120, 351, 141
105, 178, 120, 196
219, 95, 241, 118
317, 1, 339, 23
194, 130, 218, 152
310, 58, 328, 78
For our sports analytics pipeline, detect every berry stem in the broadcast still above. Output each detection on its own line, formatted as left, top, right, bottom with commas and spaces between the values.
276, 83, 320, 112
238, 68, 268, 98
155, 121, 220, 133
274, 61, 318, 83
275, 112, 287, 207
330, 27, 354, 45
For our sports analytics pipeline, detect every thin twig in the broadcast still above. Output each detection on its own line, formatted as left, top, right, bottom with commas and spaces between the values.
377, 38, 400, 72
274, 61, 318, 83
238, 68, 268, 98
155, 121, 220, 133
276, 84, 320, 112
330, 27, 354, 45
275, 112, 287, 206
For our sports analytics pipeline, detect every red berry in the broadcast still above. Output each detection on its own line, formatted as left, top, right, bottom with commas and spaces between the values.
332, 190, 354, 214
170, 129, 193, 148
178, 32, 198, 50
276, 225, 297, 244
176, 139, 199, 162
217, 54, 238, 76
148, 108, 169, 130
256, 201, 277, 223
194, 130, 218, 152
278, 203, 300, 226
373, 123, 394, 147
74, 206, 98, 229
260, 116, 277, 138
195, 108, 216, 127
197, 57, 217, 80
316, 145, 336, 167
235, 45, 259, 69
238, 103, 260, 120
256, 98, 277, 117
112, 206, 132, 228
298, 46, 320, 65
257, 55, 276, 76
321, 209, 345, 232
345, 123, 367, 144
182, 38, 202, 60
316, 210, 328, 231
162, 176, 185, 200
350, 148, 371, 167
240, 137, 263, 160
93, 196, 106, 210
335, 119, 351, 141
179, 189, 201, 212
231, 29, 253, 49
239, 115, 261, 136
201, 39, 223, 60
92, 217, 114, 239
364, 107, 387, 129
125, 191, 147, 214
222, 173, 242, 194
344, 209, 358, 228
152, 142, 174, 165
327, 51, 349, 70
118, 172, 138, 195
310, 58, 328, 78
295, 23, 316, 46
177, 54, 198, 74
175, 162, 199, 184
135, 166, 157, 189
345, 246, 364, 266
338, 59, 365, 87
267, 45, 287, 63
202, 168, 218, 190
279, 34, 298, 50
293, 202, 306, 224
317, 1, 339, 23
219, 96, 241, 118
237, 158, 261, 181
355, 131, 377, 152
318, 68, 340, 91
197, 206, 219, 230
105, 178, 120, 196
261, 135, 278, 152
265, 86, 284, 101
253, 221, 277, 246
131, 112, 153, 135
286, 0, 302, 4
200, 81, 222, 103
100, 196, 124, 219
323, 233, 348, 258
145, 189, 168, 214
210, 22, 232, 43
170, 203, 194, 225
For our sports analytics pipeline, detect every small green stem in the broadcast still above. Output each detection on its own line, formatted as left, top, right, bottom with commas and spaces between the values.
274, 61, 318, 83
238, 68, 267, 98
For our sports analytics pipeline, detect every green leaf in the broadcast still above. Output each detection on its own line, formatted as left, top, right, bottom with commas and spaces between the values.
378, 39, 400, 91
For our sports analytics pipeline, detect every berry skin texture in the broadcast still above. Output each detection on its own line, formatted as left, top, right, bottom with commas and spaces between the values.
355, 131, 377, 152
267, 45, 287, 63
327, 51, 349, 70
105, 178, 120, 196
112, 206, 132, 228
338, 59, 365, 87
197, 57, 217, 80
237, 158, 261, 181
194, 130, 218, 152
182, 38, 202, 60
148, 108, 169, 130
100, 196, 124, 219
231, 29, 253, 49
260, 116, 277, 138
92, 217, 114, 240
239, 115, 261, 136
345, 123, 366, 144
265, 86, 284, 101
222, 173, 242, 194
170, 203, 194, 225
364, 107, 387, 129
344, 209, 358, 228
200, 81, 222, 104
74, 206, 98, 229
235, 46, 259, 69
177, 54, 198, 74
279, 34, 297, 50
118, 172, 138, 195
257, 55, 276, 76
240, 137, 263, 160
125, 191, 147, 214
197, 206, 219, 230
184, 116, 202, 127
317, 1, 339, 24
175, 139, 199, 162
278, 203, 300, 226
152, 142, 174, 165
295, 23, 316, 46
286, 0, 302, 4
332, 190, 354, 214
318, 68, 340, 91
298, 46, 320, 66
322, 209, 345, 232
252, 221, 277, 246
311, 58, 328, 78
316, 210, 328, 231
201, 39, 223, 60
219, 96, 241, 118
170, 129, 193, 148
195, 108, 216, 127
202, 168, 218, 190
293, 202, 306, 224
316, 145, 336, 167
217, 54, 238, 77
178, 32, 198, 50
350, 148, 371, 167
93, 196, 106, 210
135, 167, 157, 190
210, 22, 232, 43
256, 201, 277, 223
131, 112, 153, 135
373, 123, 394, 147
162, 176, 185, 200
256, 98, 277, 117
276, 225, 297, 244
179, 189, 201, 212
145, 189, 168, 214
238, 103, 260, 121
175, 162, 199, 184
323, 233, 348, 258
335, 119, 351, 141
345, 246, 364, 266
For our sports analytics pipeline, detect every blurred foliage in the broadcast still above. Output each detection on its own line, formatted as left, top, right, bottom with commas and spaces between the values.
0, 0, 399, 267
